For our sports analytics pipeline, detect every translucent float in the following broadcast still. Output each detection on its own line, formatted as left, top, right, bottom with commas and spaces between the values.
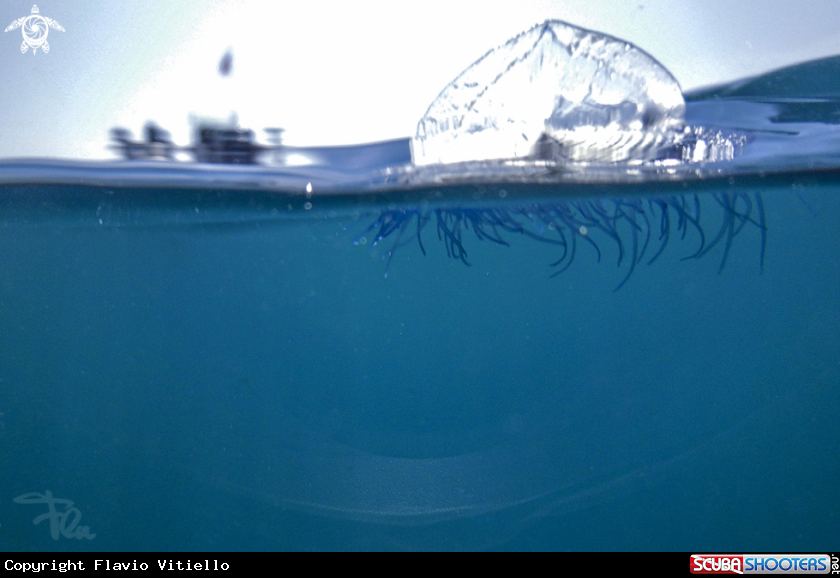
413, 20, 687, 165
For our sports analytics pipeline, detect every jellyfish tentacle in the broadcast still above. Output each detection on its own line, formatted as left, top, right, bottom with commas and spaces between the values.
634, 200, 654, 265
360, 190, 766, 287
558, 205, 602, 264
550, 224, 578, 275
614, 210, 641, 291
436, 209, 471, 265
755, 192, 767, 274
673, 195, 706, 260
646, 198, 671, 265
584, 200, 625, 267
694, 192, 741, 271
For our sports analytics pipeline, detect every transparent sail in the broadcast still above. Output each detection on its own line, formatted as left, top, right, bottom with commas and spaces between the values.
413, 20, 686, 165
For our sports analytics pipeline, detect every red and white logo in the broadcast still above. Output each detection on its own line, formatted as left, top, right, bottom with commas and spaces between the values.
691, 554, 831, 575
692, 555, 744, 574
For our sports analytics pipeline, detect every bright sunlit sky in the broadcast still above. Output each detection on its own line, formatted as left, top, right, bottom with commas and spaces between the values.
2, 0, 840, 159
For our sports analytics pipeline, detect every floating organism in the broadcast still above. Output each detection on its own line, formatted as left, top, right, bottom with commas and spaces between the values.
366, 20, 764, 286
413, 20, 687, 166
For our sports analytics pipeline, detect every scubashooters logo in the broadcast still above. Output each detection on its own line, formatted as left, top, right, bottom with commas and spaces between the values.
691, 554, 832, 574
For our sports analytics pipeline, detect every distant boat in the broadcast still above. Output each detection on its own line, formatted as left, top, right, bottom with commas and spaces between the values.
108, 119, 412, 168
109, 119, 265, 165
109, 123, 175, 161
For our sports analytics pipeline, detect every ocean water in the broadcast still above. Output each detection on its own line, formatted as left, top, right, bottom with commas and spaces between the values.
1, 57, 839, 551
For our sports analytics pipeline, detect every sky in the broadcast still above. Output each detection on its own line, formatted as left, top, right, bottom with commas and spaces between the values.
1, 0, 839, 159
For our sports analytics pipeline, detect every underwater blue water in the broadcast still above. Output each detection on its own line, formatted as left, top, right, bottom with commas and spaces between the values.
0, 57, 839, 551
